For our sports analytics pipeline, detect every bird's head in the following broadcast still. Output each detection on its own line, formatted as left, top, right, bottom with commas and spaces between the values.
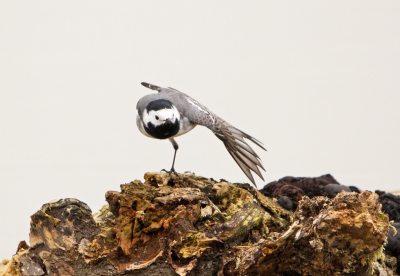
142, 99, 180, 139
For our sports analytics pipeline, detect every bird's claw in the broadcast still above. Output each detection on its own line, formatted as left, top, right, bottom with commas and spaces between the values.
161, 168, 179, 176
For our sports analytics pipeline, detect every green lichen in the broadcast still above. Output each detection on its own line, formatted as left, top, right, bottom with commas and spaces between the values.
361, 245, 386, 275
122, 223, 133, 238
90, 239, 100, 252
95, 204, 110, 219
215, 183, 255, 217
178, 232, 206, 258
377, 214, 387, 221
389, 222, 397, 236
53, 218, 61, 227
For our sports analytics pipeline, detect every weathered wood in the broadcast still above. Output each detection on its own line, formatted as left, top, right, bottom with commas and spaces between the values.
0, 172, 393, 276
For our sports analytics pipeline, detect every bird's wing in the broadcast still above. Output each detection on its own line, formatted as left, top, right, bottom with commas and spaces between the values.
141, 82, 162, 92
210, 118, 266, 187
175, 91, 266, 187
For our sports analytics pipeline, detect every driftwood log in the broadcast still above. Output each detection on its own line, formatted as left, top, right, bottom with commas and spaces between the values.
0, 172, 394, 275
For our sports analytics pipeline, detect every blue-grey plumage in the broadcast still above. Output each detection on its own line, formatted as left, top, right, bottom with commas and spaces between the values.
136, 82, 266, 187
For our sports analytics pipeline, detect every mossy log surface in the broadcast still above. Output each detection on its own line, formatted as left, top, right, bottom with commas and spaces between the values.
0, 172, 393, 276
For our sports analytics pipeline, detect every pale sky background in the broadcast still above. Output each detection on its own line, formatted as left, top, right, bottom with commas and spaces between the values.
1, 1, 399, 258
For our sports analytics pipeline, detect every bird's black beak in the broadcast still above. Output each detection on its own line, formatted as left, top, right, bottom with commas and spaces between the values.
165, 118, 174, 125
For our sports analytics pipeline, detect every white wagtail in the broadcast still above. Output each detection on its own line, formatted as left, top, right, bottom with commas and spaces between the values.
136, 82, 266, 187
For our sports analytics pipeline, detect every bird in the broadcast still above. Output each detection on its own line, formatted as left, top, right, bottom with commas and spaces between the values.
136, 82, 266, 187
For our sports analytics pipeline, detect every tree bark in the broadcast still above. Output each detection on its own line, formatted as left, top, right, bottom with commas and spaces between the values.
0, 172, 393, 276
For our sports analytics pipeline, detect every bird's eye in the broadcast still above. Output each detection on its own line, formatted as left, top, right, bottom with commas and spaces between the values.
155, 115, 159, 120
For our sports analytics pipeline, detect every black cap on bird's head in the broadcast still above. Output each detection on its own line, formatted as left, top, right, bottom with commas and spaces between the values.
146, 99, 174, 112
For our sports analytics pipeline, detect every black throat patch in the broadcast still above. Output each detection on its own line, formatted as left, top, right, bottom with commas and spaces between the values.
144, 118, 180, 139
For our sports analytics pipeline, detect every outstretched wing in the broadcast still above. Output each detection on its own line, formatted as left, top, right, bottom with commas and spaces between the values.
176, 91, 266, 187
211, 119, 266, 187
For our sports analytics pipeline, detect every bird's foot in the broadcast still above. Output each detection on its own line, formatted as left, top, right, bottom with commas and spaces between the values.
161, 168, 179, 176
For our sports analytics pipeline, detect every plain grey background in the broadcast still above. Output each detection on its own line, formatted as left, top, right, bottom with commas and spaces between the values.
1, 1, 399, 258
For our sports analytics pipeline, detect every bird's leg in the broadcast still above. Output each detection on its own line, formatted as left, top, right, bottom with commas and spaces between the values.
161, 138, 179, 176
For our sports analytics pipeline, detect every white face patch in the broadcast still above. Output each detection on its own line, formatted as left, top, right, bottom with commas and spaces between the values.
142, 105, 180, 127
